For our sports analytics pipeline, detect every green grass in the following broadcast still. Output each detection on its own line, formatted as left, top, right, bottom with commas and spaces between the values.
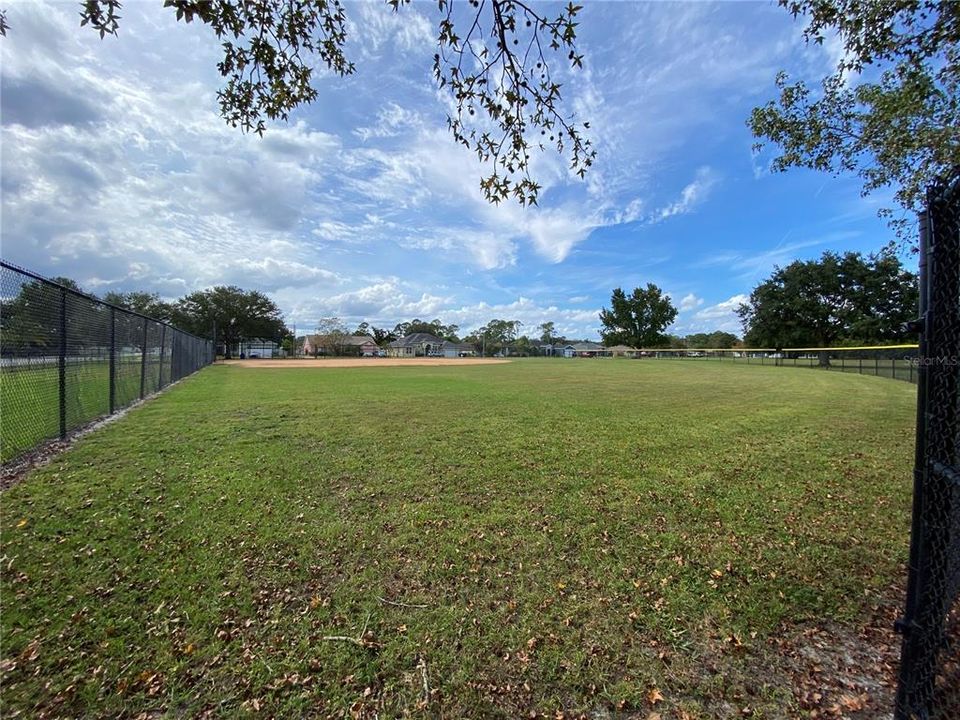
1, 360, 916, 717
649, 355, 919, 382
1, 359, 164, 462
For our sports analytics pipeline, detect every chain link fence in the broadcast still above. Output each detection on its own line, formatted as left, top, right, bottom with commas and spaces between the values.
895, 170, 960, 719
638, 346, 921, 382
1, 261, 213, 464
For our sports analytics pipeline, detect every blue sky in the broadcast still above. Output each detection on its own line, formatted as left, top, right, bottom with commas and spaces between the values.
0, 0, 906, 339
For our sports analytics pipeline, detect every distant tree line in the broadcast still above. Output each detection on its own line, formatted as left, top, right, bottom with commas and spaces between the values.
6, 242, 913, 362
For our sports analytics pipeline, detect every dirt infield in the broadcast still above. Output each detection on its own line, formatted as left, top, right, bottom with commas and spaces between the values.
219, 358, 510, 369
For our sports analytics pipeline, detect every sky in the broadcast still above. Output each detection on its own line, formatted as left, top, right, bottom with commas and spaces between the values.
0, 0, 908, 340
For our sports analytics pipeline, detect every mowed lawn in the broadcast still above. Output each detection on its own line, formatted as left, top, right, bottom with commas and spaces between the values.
1, 358, 164, 462
1, 360, 916, 718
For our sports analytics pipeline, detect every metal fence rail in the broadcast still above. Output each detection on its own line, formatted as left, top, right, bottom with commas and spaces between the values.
0, 261, 213, 464
895, 170, 960, 719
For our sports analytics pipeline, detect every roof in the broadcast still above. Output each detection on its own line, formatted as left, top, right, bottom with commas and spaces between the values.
440, 340, 474, 350
571, 342, 605, 351
607, 344, 638, 352
388, 332, 444, 348
345, 335, 378, 346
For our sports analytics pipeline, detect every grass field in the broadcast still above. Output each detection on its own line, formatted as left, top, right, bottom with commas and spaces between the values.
0, 359, 916, 718
1, 358, 165, 462
645, 355, 919, 383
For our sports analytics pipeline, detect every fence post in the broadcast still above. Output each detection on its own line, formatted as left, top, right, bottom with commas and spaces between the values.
859, 357, 863, 374
158, 325, 167, 390
109, 307, 116, 414
140, 318, 148, 400
58, 288, 67, 439
894, 204, 933, 718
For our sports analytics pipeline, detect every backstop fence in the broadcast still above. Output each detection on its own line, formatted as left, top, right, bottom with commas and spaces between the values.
0, 261, 214, 465
894, 170, 960, 719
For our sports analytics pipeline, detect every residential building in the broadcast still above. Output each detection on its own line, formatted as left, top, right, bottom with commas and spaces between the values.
386, 333, 445, 357
303, 334, 379, 357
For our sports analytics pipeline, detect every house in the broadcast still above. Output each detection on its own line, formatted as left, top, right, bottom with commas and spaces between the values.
607, 344, 639, 358
303, 334, 379, 357
570, 342, 610, 357
386, 333, 445, 357
539, 342, 576, 357
441, 340, 476, 358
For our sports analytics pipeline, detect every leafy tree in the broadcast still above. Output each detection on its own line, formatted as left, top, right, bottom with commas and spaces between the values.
751, 1, 960, 237
393, 318, 460, 341
0, 274, 121, 358
599, 285, 678, 349
538, 321, 558, 344
102, 291, 174, 322
0, 278, 73, 354
312, 317, 350, 356
353, 321, 371, 337
737, 247, 919, 352
370, 326, 397, 346
512, 335, 538, 356
173, 286, 287, 358
684, 331, 740, 349
464, 318, 521, 355
1, 0, 596, 206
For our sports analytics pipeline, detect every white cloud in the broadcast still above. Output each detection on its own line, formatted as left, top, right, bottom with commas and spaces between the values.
679, 293, 704, 312
694, 233, 860, 281
653, 167, 719, 222
354, 103, 424, 142
676, 294, 749, 334
1, 0, 862, 340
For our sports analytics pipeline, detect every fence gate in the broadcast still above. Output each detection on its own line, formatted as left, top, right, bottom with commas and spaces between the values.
894, 171, 960, 719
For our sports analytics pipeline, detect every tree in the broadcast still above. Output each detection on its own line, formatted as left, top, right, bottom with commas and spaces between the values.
102, 291, 174, 322
599, 285, 678, 349
173, 286, 287, 358
684, 331, 740, 349
750, 1, 960, 237
0, 278, 76, 355
370, 326, 397, 346
393, 318, 460, 341
737, 247, 919, 352
2, 0, 596, 207
465, 318, 521, 356
538, 321, 558, 344
512, 335, 538, 356
313, 317, 350, 356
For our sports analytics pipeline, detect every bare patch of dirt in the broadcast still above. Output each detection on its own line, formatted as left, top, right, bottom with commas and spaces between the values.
219, 358, 510, 368
771, 585, 902, 719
